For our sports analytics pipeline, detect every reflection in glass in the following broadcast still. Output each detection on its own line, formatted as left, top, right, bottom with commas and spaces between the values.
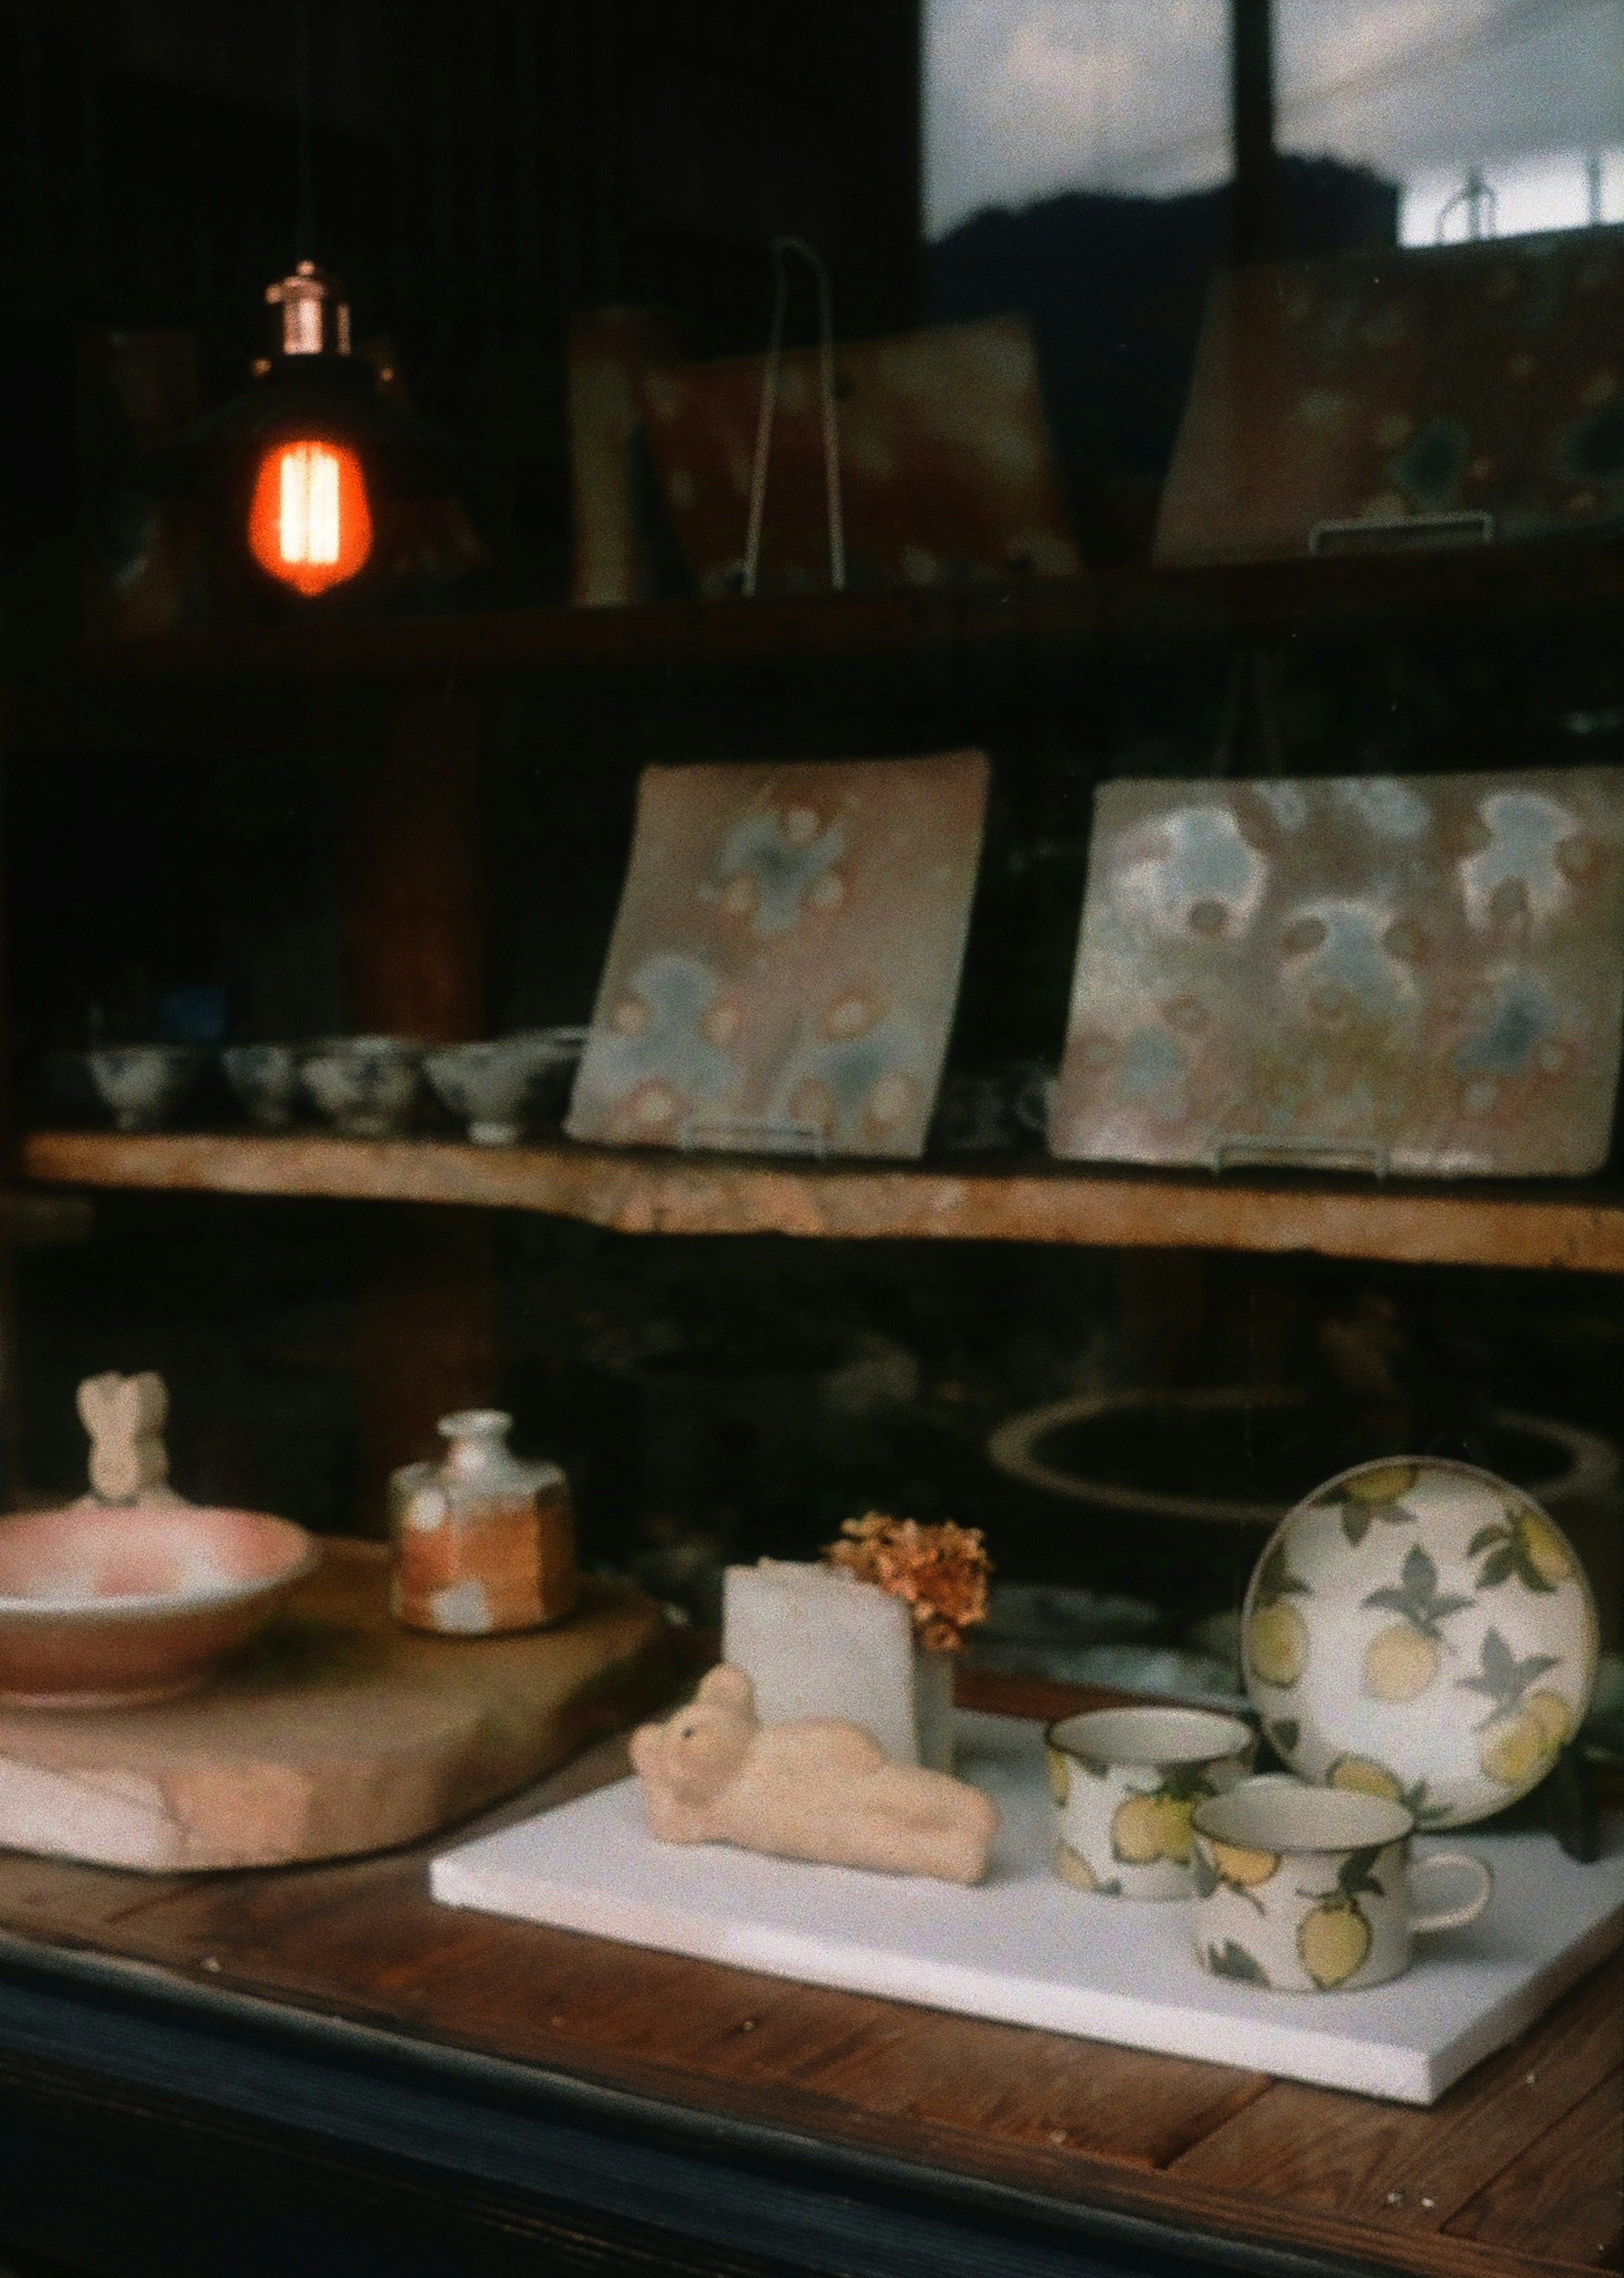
1273, 1, 1624, 244
924, 0, 1230, 238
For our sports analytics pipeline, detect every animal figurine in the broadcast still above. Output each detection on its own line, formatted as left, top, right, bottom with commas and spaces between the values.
76, 1371, 178, 1504
629, 1663, 1000, 1884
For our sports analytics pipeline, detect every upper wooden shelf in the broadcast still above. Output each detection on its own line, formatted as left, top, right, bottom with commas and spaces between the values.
21, 1129, 1624, 1272
80, 531, 1624, 681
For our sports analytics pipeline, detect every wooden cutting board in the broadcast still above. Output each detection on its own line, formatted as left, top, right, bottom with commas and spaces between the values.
0, 1540, 675, 1872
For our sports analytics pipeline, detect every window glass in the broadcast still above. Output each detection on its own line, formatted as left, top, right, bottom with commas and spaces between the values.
1274, 0, 1624, 244
924, 0, 1231, 239
924, 1, 1234, 532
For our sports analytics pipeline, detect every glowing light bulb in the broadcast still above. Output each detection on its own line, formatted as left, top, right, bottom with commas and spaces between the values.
247, 439, 373, 595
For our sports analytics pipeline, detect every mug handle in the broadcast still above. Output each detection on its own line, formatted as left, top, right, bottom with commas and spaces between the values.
1410, 1851, 1494, 1934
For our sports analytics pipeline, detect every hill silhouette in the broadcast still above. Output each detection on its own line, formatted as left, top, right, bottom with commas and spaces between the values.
928, 154, 1399, 518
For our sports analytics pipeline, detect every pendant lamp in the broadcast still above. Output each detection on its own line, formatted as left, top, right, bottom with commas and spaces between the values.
246, 262, 374, 595
143, 262, 470, 609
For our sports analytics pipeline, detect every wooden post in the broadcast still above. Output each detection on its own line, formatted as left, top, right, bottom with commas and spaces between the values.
346, 688, 496, 1530
1229, 0, 1278, 266
347, 687, 486, 1043
354, 1207, 499, 1531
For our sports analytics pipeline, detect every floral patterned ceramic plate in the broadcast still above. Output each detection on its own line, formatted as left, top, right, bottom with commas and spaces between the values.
1242, 1457, 1598, 1829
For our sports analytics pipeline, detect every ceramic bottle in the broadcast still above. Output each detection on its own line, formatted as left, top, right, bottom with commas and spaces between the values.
389, 1409, 579, 1636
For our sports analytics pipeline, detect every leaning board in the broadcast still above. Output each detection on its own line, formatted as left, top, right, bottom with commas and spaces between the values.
431, 1708, 1624, 2104
0, 1542, 672, 1871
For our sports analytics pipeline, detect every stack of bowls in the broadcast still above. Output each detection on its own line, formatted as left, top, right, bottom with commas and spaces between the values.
214, 1027, 584, 1144
75, 1027, 587, 1146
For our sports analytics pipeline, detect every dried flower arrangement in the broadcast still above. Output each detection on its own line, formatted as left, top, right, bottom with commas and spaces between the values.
823, 1513, 992, 1653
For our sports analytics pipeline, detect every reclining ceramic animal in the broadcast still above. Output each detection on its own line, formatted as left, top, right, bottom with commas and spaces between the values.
629, 1662, 999, 1884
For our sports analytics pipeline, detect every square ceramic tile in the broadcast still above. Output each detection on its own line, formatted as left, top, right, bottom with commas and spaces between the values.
432, 1709, 1624, 2105
1053, 768, 1624, 1177
1158, 229, 1624, 565
567, 752, 989, 1159
639, 318, 1080, 596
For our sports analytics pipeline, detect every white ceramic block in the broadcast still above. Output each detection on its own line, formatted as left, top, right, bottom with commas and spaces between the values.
432, 1710, 1624, 2105
723, 1560, 924, 1764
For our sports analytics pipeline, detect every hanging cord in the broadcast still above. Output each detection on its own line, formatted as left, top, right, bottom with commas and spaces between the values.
293, 0, 316, 261
741, 236, 846, 598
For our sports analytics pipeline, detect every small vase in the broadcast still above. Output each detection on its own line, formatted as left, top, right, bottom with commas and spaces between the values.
389, 1409, 578, 1636
914, 1644, 956, 1772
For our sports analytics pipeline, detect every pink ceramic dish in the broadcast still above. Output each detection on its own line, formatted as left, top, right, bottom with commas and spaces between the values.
0, 1502, 321, 1708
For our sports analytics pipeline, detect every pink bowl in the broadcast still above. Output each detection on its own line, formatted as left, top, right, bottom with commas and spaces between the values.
0, 1502, 321, 1708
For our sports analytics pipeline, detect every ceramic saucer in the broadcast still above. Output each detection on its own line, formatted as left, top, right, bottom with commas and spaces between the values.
1242, 1457, 1598, 1828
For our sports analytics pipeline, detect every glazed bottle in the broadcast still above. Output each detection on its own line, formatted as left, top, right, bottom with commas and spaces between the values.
389, 1409, 579, 1636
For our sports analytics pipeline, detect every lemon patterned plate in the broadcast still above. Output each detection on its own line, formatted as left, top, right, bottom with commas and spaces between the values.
1242, 1457, 1599, 1829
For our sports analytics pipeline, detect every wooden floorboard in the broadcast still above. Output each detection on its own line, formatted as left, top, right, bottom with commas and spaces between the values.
1169, 1958, 1624, 2259
1443, 2071, 1624, 2270
793, 2006, 1266, 2170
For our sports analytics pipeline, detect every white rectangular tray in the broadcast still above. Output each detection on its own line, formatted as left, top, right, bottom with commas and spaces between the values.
431, 1709, 1624, 2105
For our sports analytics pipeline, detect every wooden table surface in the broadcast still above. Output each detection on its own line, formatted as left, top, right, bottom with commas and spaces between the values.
0, 1667, 1615, 2278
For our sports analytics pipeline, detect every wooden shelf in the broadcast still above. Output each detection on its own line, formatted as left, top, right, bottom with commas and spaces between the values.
22, 1129, 1624, 1270
76, 530, 1624, 682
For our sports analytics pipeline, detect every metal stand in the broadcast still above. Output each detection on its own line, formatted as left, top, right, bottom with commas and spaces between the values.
1210, 1133, 1391, 1179
1309, 511, 1493, 558
680, 1115, 830, 1160
741, 236, 847, 598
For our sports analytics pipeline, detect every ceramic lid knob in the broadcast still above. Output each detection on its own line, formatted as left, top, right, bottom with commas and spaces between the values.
438, 1408, 519, 1480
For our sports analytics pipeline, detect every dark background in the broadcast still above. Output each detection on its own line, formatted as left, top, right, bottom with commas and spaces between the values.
0, 0, 1620, 1661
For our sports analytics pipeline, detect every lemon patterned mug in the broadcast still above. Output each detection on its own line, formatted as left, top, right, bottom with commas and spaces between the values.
1190, 1784, 1493, 1993
1048, 1706, 1256, 1900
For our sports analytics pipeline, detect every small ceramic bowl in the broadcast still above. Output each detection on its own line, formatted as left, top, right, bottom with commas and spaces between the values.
87, 1044, 203, 1133
0, 1501, 320, 1708
300, 1037, 423, 1138
222, 1042, 306, 1131
422, 1031, 582, 1146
